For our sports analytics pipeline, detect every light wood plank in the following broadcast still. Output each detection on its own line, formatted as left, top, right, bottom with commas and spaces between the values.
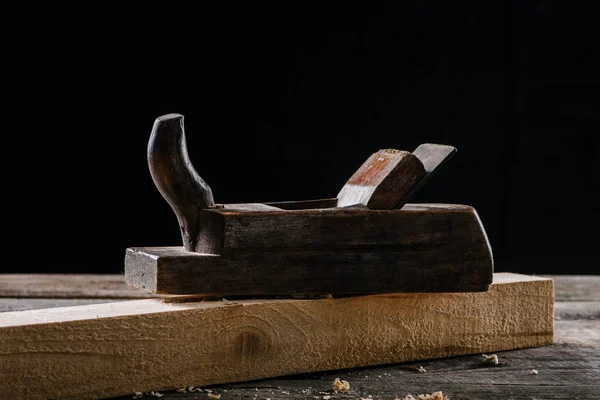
0, 273, 553, 400
2, 299, 596, 343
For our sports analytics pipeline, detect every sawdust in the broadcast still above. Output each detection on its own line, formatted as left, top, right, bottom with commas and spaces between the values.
529, 369, 538, 375
332, 377, 350, 392
207, 393, 221, 399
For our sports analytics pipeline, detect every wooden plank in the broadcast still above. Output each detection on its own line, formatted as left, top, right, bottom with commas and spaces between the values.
125, 203, 493, 295
0, 273, 553, 400
0, 274, 594, 400
0, 274, 159, 299
2, 291, 596, 343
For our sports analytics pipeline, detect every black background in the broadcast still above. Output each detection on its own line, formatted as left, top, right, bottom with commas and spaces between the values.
4, 2, 598, 275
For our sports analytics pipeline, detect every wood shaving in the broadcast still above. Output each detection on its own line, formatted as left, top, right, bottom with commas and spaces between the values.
529, 369, 538, 375
132, 393, 143, 399
482, 353, 499, 365
207, 394, 221, 399
332, 377, 350, 392
322, 396, 331, 400
402, 365, 426, 373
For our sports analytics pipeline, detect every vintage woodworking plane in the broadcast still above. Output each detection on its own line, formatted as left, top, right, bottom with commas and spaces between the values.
125, 113, 493, 295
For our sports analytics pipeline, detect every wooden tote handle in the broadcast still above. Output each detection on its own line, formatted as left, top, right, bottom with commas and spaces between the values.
147, 113, 215, 252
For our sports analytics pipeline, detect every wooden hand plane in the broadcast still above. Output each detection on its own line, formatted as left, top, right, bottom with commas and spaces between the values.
124, 113, 493, 295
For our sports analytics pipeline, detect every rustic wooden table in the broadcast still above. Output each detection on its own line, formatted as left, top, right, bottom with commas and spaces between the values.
1, 274, 598, 399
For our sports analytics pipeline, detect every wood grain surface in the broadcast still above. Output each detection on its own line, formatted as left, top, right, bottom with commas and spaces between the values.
2, 274, 598, 399
115, 275, 600, 399
0, 274, 159, 298
0, 273, 553, 400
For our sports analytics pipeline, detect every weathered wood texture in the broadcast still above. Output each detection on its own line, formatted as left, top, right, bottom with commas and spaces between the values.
0, 298, 125, 312
0, 274, 159, 298
336, 149, 426, 209
125, 203, 494, 295
123, 344, 599, 400
540, 274, 600, 301
0, 273, 552, 400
